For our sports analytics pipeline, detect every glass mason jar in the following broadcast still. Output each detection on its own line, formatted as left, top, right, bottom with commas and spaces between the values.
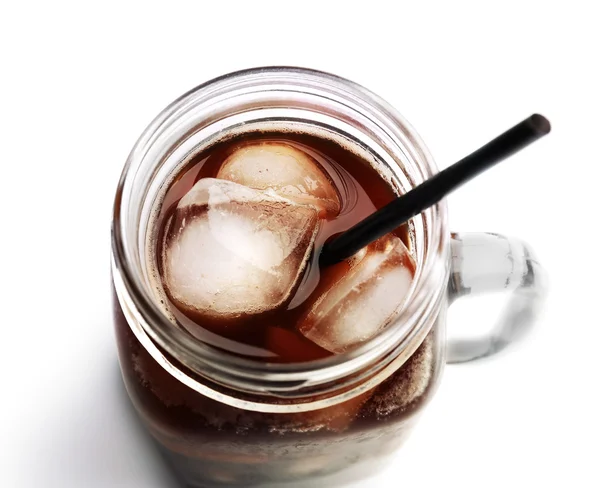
111, 67, 546, 487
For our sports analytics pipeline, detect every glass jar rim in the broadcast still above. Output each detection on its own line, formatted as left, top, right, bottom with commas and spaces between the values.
111, 66, 449, 408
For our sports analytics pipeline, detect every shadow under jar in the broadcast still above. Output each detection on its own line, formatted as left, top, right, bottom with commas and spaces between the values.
111, 67, 546, 487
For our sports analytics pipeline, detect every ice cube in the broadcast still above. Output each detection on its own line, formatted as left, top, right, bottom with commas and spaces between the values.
298, 236, 415, 353
162, 178, 319, 319
216, 142, 341, 217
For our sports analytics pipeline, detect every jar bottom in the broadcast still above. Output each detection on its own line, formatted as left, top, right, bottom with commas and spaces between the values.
151, 426, 411, 487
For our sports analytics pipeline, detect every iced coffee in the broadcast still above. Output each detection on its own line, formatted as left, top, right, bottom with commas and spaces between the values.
114, 131, 443, 486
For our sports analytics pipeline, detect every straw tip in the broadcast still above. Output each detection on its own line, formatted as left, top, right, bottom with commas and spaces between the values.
529, 114, 551, 135
318, 239, 342, 267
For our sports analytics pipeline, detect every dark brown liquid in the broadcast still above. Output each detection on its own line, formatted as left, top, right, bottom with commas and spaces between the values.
153, 132, 411, 363
113, 290, 441, 486
114, 131, 442, 486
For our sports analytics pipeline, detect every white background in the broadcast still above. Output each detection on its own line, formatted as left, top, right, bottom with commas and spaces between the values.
1, 1, 598, 487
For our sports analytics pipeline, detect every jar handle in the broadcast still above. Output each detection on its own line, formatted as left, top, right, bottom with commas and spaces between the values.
446, 232, 547, 363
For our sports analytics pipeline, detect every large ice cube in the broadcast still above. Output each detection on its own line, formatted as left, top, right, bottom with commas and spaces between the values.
298, 236, 415, 353
162, 178, 319, 319
216, 142, 341, 217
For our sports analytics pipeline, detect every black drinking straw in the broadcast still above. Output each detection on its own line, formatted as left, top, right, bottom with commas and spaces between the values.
320, 114, 551, 266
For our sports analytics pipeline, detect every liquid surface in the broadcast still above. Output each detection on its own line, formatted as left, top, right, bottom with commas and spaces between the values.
151, 132, 414, 362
